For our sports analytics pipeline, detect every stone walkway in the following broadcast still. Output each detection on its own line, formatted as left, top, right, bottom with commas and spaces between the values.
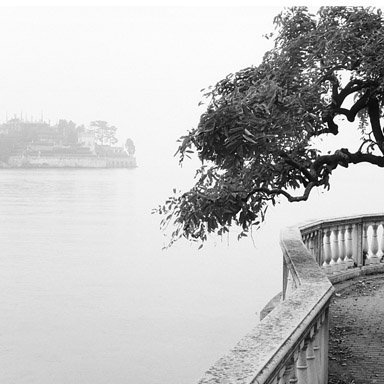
328, 275, 384, 384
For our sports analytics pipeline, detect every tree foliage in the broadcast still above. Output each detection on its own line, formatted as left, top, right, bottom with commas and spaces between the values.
156, 6, 384, 246
57, 119, 78, 145
91, 120, 118, 146
125, 138, 136, 155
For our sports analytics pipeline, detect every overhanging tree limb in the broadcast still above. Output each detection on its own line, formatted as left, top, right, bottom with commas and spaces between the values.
243, 181, 318, 203
156, 6, 384, 246
367, 97, 384, 154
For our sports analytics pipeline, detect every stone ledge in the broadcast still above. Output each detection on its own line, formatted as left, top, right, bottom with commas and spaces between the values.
198, 283, 333, 384
260, 292, 282, 321
197, 226, 334, 384
328, 264, 384, 285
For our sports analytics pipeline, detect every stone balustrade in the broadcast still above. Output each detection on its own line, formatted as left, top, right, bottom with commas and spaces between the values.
300, 214, 384, 278
196, 214, 384, 384
197, 225, 334, 384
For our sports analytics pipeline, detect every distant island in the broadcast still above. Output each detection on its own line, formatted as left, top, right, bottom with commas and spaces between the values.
0, 118, 136, 168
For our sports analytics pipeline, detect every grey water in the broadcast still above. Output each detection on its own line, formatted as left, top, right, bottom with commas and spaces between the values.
0, 164, 380, 383
0, 168, 282, 384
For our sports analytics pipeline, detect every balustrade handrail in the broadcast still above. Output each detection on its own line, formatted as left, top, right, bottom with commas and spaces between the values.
300, 213, 384, 235
197, 225, 334, 384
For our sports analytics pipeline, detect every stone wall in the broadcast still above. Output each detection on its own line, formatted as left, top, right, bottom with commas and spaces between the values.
7, 154, 137, 168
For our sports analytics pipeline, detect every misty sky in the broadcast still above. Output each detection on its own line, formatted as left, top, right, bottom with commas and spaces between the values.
0, 6, 282, 171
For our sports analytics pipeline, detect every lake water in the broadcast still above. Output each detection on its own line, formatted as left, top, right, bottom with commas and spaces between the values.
0, 168, 283, 384
0, 165, 381, 383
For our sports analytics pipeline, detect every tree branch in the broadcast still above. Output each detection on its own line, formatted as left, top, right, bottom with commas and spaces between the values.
316, 90, 371, 137
318, 65, 348, 84
243, 148, 384, 208
243, 181, 317, 203
337, 80, 371, 103
367, 97, 384, 154
347, 150, 384, 167
315, 76, 377, 137
279, 152, 315, 182
357, 139, 376, 153
312, 148, 384, 175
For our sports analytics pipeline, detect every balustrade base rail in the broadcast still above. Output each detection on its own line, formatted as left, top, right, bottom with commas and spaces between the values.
327, 262, 384, 284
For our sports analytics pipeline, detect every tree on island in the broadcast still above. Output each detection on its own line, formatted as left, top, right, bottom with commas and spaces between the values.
156, 6, 384, 246
91, 120, 118, 146
125, 138, 136, 155
56, 119, 77, 145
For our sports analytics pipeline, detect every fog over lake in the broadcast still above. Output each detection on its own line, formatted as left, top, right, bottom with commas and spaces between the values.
0, 163, 381, 383
0, 5, 383, 384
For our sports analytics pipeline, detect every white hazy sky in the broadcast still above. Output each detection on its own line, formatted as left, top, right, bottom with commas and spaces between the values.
0, 6, 282, 170
0, 4, 380, 175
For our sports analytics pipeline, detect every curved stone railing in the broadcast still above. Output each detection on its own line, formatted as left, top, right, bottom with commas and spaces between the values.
198, 225, 334, 384
300, 213, 384, 283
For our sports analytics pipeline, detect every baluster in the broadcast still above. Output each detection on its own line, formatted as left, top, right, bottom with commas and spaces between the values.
330, 227, 340, 273
278, 359, 295, 384
309, 234, 315, 258
380, 223, 384, 262
317, 310, 329, 384
362, 224, 369, 265
315, 230, 322, 266
277, 367, 286, 384
345, 225, 354, 268
289, 353, 299, 383
352, 223, 358, 265
338, 226, 347, 271
306, 335, 318, 384
354, 222, 364, 266
306, 326, 319, 384
313, 323, 322, 383
368, 223, 379, 264
296, 341, 308, 384
322, 229, 332, 274
289, 370, 298, 384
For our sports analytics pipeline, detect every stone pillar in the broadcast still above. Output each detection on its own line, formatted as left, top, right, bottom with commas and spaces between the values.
322, 309, 329, 384
306, 337, 317, 384
362, 224, 368, 265
345, 225, 354, 268
313, 326, 322, 383
354, 222, 363, 267
338, 226, 347, 271
309, 234, 315, 259
368, 223, 380, 264
380, 222, 384, 261
296, 342, 308, 384
288, 355, 298, 383
330, 227, 340, 273
322, 230, 332, 274
278, 358, 295, 384
314, 230, 322, 265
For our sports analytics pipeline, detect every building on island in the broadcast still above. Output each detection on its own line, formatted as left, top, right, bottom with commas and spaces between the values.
0, 118, 136, 168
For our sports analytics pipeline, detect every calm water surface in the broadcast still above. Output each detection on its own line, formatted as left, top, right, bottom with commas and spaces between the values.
0, 164, 380, 383
0, 168, 283, 384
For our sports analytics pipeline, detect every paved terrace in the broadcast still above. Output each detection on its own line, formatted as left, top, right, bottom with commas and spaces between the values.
328, 274, 384, 384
